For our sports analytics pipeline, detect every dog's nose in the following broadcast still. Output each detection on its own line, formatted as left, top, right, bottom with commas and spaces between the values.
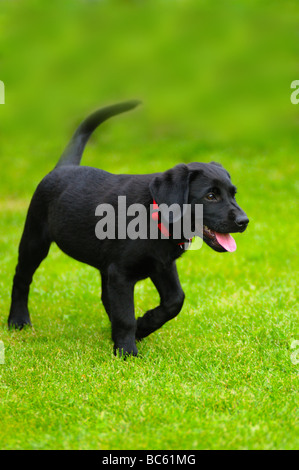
235, 214, 249, 229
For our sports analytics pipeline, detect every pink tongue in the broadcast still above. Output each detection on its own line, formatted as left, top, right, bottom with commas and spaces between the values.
215, 232, 237, 252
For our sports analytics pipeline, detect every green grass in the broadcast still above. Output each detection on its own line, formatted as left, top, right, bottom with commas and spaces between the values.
0, 0, 298, 450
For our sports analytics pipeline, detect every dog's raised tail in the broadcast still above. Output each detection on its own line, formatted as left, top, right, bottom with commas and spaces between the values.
56, 100, 141, 168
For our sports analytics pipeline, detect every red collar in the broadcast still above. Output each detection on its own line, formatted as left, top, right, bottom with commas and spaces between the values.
152, 200, 192, 249
152, 200, 170, 237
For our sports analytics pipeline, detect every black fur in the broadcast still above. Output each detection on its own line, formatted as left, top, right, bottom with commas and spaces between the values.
8, 101, 249, 357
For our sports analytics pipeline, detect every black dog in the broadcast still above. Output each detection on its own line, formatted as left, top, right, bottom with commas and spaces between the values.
8, 101, 249, 356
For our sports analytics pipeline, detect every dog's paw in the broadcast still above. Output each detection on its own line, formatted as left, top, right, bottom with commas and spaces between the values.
8, 308, 31, 330
8, 317, 32, 330
113, 342, 138, 358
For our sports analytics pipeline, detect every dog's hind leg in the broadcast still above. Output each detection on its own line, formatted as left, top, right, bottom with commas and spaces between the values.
8, 200, 51, 329
136, 262, 185, 340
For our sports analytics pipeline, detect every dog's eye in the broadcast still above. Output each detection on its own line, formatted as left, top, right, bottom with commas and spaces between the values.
206, 193, 217, 201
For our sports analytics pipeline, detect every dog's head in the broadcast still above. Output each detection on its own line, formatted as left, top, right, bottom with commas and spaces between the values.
149, 162, 249, 252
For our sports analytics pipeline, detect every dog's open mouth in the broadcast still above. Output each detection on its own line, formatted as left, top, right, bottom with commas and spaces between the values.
203, 225, 237, 252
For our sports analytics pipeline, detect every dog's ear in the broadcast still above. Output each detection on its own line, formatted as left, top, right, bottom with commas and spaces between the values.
149, 164, 190, 223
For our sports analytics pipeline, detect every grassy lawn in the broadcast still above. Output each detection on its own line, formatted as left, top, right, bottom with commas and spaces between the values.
0, 0, 298, 450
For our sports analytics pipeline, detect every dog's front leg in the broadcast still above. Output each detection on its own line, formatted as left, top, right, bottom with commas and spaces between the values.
106, 264, 137, 357
136, 262, 185, 340
100, 271, 111, 320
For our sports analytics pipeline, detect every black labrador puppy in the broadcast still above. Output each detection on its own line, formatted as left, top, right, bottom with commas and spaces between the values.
8, 101, 249, 357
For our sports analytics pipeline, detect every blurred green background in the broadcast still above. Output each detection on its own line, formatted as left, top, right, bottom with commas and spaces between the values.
0, 0, 298, 450
0, 0, 299, 194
